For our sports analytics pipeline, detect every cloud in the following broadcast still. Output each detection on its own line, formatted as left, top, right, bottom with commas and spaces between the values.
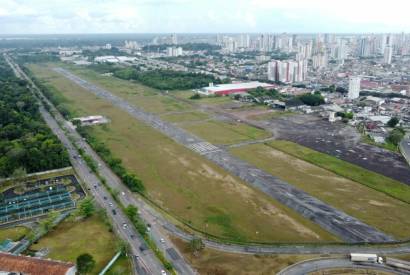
0, 0, 409, 33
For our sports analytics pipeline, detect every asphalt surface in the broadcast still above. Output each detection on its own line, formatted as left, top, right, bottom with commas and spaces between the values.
53, 67, 394, 244
261, 114, 410, 185
277, 257, 410, 275
4, 55, 169, 275
5, 55, 410, 261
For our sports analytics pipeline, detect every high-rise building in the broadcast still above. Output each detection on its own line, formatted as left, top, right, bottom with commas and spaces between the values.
359, 38, 370, 57
312, 54, 328, 69
336, 39, 347, 60
384, 46, 393, 64
167, 46, 183, 57
348, 76, 361, 99
268, 59, 307, 83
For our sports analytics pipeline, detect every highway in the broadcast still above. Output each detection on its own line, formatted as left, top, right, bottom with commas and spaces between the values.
4, 54, 172, 275
52, 66, 394, 244
277, 257, 410, 275
4, 54, 410, 274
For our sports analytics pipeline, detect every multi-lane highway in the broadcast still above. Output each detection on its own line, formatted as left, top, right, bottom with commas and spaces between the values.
4, 54, 184, 275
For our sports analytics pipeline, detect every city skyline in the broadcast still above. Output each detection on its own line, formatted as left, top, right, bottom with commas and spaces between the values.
1, 0, 410, 34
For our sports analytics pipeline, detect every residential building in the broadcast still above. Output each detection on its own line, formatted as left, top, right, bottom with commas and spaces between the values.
348, 76, 361, 99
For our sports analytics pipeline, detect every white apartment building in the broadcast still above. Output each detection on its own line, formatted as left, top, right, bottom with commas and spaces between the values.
348, 76, 361, 99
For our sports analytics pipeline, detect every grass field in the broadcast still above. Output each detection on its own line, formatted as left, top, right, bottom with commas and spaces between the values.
30, 215, 118, 275
173, 90, 233, 105
61, 64, 272, 145
172, 237, 317, 275
28, 63, 338, 243
230, 143, 410, 239
105, 254, 132, 275
181, 120, 271, 145
160, 111, 210, 123
267, 140, 410, 204
0, 226, 29, 242
61, 64, 193, 115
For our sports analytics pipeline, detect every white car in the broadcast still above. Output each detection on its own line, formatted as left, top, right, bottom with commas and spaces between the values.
161, 270, 166, 275
160, 238, 165, 243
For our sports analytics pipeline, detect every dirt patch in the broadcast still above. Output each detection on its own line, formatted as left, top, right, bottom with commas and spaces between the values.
368, 200, 393, 207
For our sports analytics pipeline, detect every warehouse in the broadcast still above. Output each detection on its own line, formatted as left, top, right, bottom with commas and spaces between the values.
198, 81, 275, 96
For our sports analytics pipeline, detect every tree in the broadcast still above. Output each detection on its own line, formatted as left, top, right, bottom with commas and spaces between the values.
79, 198, 95, 218
387, 128, 405, 146
11, 167, 27, 183
40, 210, 59, 232
387, 117, 399, 128
189, 237, 204, 255
299, 93, 325, 106
122, 173, 145, 193
125, 205, 138, 218
76, 253, 95, 274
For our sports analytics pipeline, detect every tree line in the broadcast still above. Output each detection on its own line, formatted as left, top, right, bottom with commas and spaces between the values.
0, 57, 70, 177
114, 67, 223, 90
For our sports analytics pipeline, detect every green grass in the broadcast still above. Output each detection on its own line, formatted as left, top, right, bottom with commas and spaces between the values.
160, 111, 210, 123
30, 215, 118, 275
60, 64, 193, 114
105, 254, 132, 275
267, 140, 410, 204
362, 135, 399, 152
230, 142, 410, 239
0, 226, 29, 242
28, 63, 338, 244
181, 120, 271, 145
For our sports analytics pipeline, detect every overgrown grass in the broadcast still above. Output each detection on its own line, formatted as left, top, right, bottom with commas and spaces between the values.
105, 253, 132, 275
267, 140, 410, 204
27, 63, 338, 243
0, 226, 29, 242
30, 214, 118, 275
231, 143, 410, 239
182, 120, 271, 145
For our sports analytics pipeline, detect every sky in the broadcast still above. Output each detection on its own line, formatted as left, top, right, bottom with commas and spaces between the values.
1, 0, 410, 34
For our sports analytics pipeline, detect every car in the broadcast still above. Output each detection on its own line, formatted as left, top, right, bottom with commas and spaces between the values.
122, 223, 128, 228
103, 196, 107, 200
160, 238, 165, 243
112, 209, 116, 215
130, 234, 135, 239
109, 202, 113, 207
161, 270, 167, 275
121, 192, 125, 196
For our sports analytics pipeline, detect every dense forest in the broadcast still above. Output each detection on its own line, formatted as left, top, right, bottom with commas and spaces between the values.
114, 67, 223, 90
0, 56, 70, 177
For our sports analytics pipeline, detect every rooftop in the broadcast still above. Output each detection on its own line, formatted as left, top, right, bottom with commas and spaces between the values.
0, 253, 75, 275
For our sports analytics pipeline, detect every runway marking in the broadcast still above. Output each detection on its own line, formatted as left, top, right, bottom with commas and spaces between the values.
187, 142, 220, 154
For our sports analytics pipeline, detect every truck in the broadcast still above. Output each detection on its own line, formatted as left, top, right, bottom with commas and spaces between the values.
350, 253, 383, 264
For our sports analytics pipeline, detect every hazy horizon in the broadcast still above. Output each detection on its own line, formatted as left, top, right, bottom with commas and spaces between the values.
1, 0, 410, 34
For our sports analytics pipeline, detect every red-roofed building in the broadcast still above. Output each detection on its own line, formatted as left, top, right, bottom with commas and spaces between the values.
0, 253, 76, 275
